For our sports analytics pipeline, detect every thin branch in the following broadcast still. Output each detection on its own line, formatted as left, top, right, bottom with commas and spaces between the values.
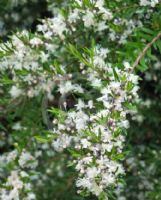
41, 93, 53, 130
112, 4, 139, 12
113, 1, 161, 13
131, 31, 161, 72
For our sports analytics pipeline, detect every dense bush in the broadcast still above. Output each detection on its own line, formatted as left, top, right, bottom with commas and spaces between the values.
0, 1, 161, 200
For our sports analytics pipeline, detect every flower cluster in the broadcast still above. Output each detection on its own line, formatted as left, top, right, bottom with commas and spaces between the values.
140, 0, 159, 7
0, 149, 37, 200
50, 51, 139, 196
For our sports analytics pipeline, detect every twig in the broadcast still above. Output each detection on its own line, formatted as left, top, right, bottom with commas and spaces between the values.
41, 93, 54, 130
112, 4, 139, 13
131, 31, 161, 72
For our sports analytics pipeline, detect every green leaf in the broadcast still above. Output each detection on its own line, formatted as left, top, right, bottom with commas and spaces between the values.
34, 134, 58, 143
112, 67, 120, 81
67, 43, 92, 67
126, 81, 134, 92
68, 149, 83, 158
141, 28, 155, 35
98, 192, 108, 200
34, 136, 50, 143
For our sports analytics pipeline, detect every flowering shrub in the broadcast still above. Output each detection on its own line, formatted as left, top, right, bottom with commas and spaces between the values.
0, 0, 161, 200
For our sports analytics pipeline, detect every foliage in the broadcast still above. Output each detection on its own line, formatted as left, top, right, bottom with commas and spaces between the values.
0, 0, 161, 200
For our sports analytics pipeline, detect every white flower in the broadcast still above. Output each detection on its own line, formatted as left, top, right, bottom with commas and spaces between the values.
74, 111, 89, 131
12, 35, 25, 51
52, 134, 72, 152
87, 100, 94, 109
9, 86, 22, 98
50, 15, 67, 38
58, 81, 74, 94
97, 21, 108, 31
98, 7, 113, 20
101, 173, 115, 185
58, 81, 83, 94
9, 188, 19, 200
12, 122, 22, 130
81, 138, 91, 148
25, 193, 36, 200
40, 52, 49, 63
119, 120, 129, 129
140, 0, 158, 7
93, 56, 106, 69
151, 0, 159, 7
82, 156, 93, 164
88, 73, 102, 87
75, 0, 82, 6
110, 81, 121, 90
95, 0, 104, 8
18, 150, 38, 168
68, 9, 80, 23
30, 37, 43, 47
86, 167, 99, 178
90, 181, 103, 196
97, 47, 109, 58
102, 143, 113, 152
144, 99, 151, 108
20, 171, 29, 178
73, 84, 84, 93
83, 10, 95, 27
128, 74, 138, 84
75, 99, 85, 110
76, 177, 92, 189
123, 61, 131, 69
6, 150, 18, 163
7, 171, 23, 190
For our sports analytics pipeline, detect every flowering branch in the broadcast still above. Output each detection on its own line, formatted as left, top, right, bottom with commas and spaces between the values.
131, 30, 161, 72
